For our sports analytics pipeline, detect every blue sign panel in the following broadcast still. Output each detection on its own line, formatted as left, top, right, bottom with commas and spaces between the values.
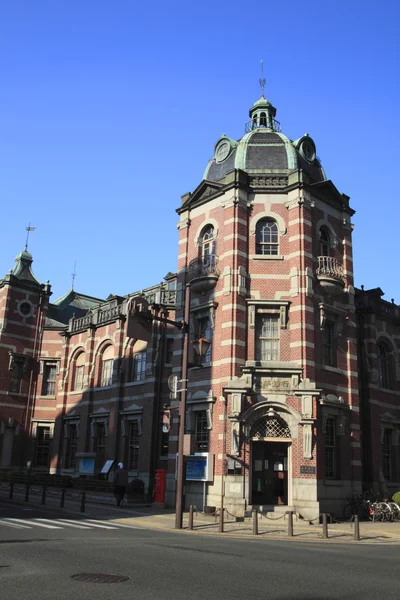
185, 456, 207, 481
79, 457, 95, 474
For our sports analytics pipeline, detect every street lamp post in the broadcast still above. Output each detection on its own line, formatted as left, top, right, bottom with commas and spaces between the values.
175, 284, 190, 529
175, 284, 211, 529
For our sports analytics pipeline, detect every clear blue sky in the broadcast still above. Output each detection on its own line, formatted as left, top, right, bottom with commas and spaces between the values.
0, 1, 399, 302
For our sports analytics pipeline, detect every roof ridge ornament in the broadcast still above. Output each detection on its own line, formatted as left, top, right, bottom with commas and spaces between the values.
259, 59, 266, 98
25, 222, 35, 251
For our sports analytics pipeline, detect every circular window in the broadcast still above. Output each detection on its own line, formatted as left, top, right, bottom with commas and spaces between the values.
300, 139, 316, 163
214, 139, 231, 163
18, 301, 33, 317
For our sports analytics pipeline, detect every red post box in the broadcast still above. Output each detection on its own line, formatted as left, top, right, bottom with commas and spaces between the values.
154, 468, 167, 503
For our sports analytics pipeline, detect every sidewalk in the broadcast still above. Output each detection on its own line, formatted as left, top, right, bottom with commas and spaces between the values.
1, 483, 400, 544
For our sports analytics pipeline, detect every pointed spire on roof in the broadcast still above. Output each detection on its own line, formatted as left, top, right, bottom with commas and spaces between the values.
12, 249, 41, 285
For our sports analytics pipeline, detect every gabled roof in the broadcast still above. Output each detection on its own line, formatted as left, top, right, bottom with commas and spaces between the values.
178, 179, 225, 213
46, 289, 104, 328
309, 180, 354, 215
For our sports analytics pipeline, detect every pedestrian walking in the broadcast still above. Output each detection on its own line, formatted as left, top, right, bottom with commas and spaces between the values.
113, 462, 128, 507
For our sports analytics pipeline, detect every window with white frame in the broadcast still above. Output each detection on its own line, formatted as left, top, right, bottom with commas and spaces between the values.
42, 363, 57, 396
201, 225, 216, 267
382, 429, 392, 480
74, 352, 85, 391
195, 315, 212, 364
35, 426, 51, 467
195, 410, 209, 452
256, 219, 279, 255
256, 315, 279, 361
128, 421, 140, 471
133, 351, 146, 381
101, 346, 114, 387
324, 417, 336, 479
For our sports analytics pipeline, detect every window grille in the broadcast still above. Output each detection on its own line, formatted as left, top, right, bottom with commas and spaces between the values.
378, 344, 390, 389
43, 363, 57, 396
128, 421, 140, 471
9, 358, 24, 393
256, 315, 279, 361
94, 422, 106, 454
324, 417, 336, 478
256, 220, 279, 255
133, 352, 146, 381
323, 322, 336, 367
195, 411, 209, 451
250, 416, 291, 439
319, 228, 330, 256
35, 426, 51, 467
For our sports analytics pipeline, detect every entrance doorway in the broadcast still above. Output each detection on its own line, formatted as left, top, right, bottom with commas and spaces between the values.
251, 441, 289, 505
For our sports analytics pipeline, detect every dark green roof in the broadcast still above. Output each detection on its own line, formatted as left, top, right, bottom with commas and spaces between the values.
46, 290, 104, 328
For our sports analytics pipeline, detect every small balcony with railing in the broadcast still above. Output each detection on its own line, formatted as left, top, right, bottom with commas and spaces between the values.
316, 256, 345, 296
186, 255, 220, 294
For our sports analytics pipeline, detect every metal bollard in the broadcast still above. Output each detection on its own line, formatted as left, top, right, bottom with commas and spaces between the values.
9, 481, 14, 499
41, 486, 46, 505
219, 508, 224, 533
322, 513, 328, 539
188, 505, 194, 530
25, 484, 30, 502
80, 491, 86, 513
60, 488, 65, 508
287, 511, 294, 537
252, 510, 258, 535
354, 514, 360, 541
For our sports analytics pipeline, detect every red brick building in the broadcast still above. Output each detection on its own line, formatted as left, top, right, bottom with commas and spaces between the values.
1, 93, 399, 518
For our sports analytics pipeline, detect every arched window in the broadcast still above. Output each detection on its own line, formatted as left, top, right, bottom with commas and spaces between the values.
100, 345, 114, 387
319, 228, 330, 256
127, 340, 147, 382
378, 343, 391, 389
74, 352, 85, 391
256, 219, 279, 255
201, 226, 216, 267
260, 112, 267, 127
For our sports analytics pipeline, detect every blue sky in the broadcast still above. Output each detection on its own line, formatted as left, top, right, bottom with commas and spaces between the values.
0, 1, 399, 302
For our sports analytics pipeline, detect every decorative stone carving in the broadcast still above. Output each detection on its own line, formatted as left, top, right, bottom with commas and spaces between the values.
231, 421, 240, 456
250, 176, 288, 188
301, 396, 313, 419
302, 424, 312, 459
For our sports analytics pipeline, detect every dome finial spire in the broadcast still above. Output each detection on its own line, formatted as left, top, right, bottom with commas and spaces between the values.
259, 59, 266, 98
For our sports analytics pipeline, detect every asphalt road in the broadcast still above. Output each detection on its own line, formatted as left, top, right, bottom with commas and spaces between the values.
1, 501, 400, 600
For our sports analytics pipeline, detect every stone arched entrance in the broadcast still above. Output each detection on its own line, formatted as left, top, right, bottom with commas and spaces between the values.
248, 412, 293, 506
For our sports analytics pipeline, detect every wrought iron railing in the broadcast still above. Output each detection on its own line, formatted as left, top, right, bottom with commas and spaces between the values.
186, 256, 220, 283
244, 118, 281, 133
316, 256, 345, 281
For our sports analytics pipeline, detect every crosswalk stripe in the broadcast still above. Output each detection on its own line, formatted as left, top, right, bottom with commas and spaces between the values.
0, 519, 31, 529
34, 518, 91, 530
6, 518, 62, 529
82, 519, 119, 529
55, 519, 93, 529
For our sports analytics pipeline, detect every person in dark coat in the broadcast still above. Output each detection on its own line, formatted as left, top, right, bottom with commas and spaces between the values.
113, 462, 128, 507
